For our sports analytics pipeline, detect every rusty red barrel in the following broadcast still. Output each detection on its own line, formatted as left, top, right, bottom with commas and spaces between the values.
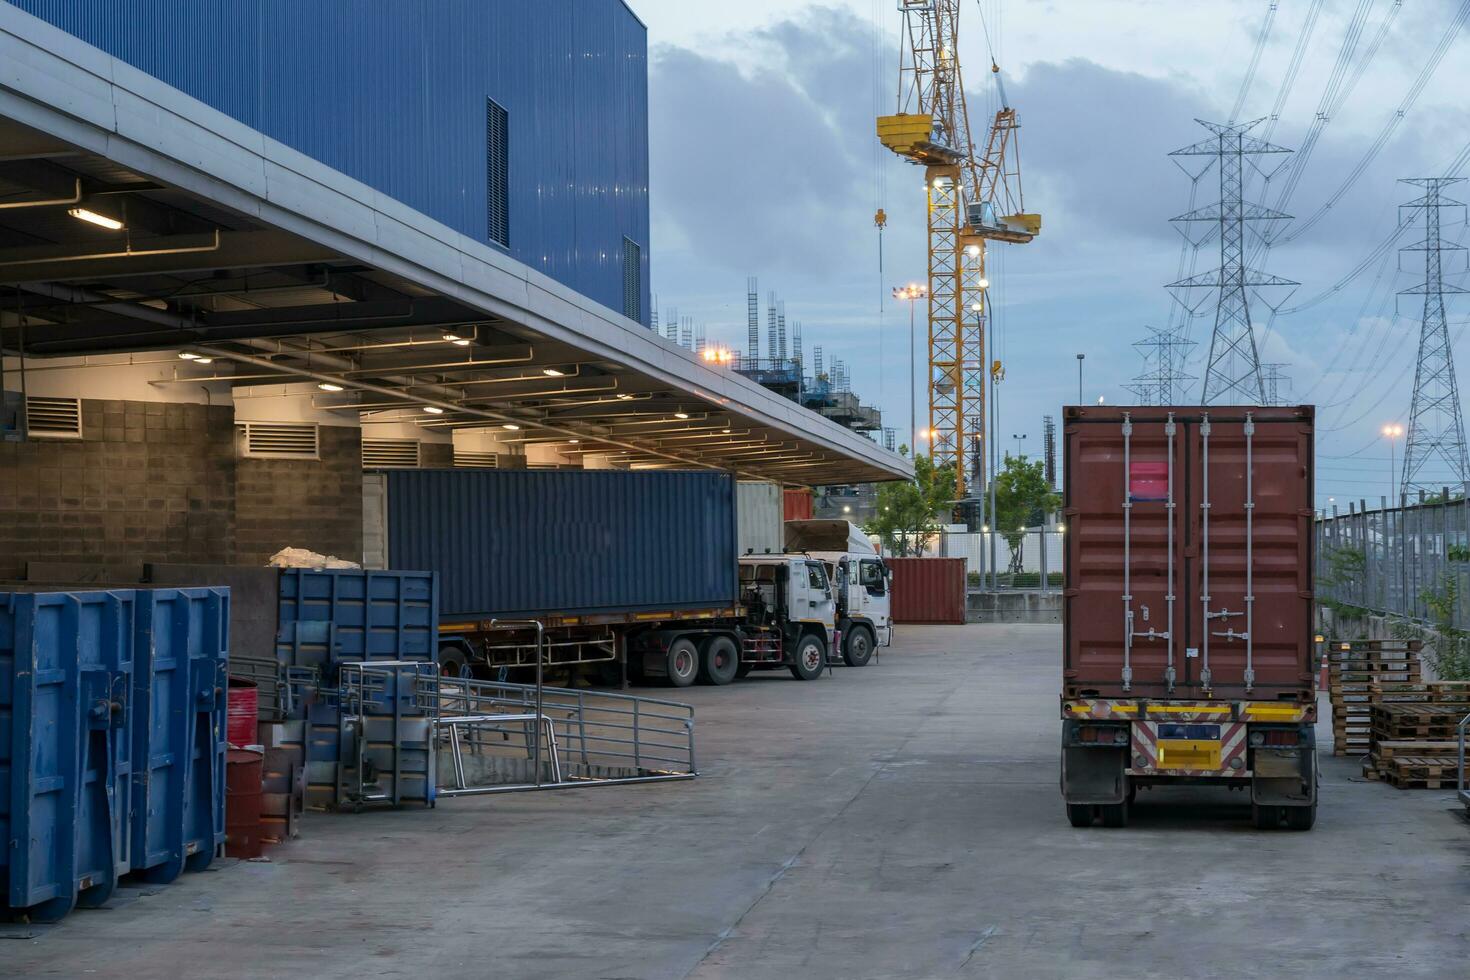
225, 749, 264, 859
227, 677, 258, 748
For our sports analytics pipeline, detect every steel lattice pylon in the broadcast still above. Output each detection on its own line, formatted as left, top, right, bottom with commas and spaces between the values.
1126, 326, 1196, 405
1167, 119, 1297, 405
1399, 177, 1470, 497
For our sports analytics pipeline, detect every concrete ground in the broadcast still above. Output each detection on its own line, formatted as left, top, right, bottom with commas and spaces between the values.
5, 624, 1468, 979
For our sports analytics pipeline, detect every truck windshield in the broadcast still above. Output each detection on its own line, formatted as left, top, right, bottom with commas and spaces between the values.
860, 559, 885, 594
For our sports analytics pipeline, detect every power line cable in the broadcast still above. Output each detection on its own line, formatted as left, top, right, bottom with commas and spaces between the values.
1230, 1, 1280, 123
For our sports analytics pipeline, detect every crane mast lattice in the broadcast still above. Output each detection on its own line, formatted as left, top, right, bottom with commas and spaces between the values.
878, 0, 1038, 503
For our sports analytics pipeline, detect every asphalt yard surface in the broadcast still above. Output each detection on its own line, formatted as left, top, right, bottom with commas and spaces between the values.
6, 624, 1467, 979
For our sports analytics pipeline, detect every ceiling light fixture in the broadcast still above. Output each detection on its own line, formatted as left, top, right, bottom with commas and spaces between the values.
193, 357, 213, 365
673, 411, 690, 419
318, 382, 344, 392
423, 406, 445, 415
68, 207, 124, 231
616, 393, 634, 400
502, 423, 520, 431
442, 332, 461, 342
542, 367, 565, 377
178, 351, 200, 361
567, 438, 580, 444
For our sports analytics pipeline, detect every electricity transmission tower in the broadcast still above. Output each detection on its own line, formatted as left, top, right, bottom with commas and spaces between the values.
1399, 177, 1469, 497
1260, 363, 1291, 406
1167, 118, 1297, 404
1126, 326, 1196, 405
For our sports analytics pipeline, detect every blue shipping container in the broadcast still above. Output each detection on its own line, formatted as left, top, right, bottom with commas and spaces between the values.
1, 590, 135, 922
377, 469, 738, 620
130, 589, 229, 884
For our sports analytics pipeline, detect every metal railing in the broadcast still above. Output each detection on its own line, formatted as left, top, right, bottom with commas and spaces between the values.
425, 675, 697, 795
1315, 488, 1470, 626
228, 655, 319, 720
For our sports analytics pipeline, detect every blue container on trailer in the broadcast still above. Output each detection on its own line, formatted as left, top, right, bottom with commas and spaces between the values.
129, 588, 229, 884
0, 590, 135, 922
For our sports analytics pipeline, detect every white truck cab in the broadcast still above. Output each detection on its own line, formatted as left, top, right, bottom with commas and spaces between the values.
782, 520, 892, 666
737, 554, 839, 678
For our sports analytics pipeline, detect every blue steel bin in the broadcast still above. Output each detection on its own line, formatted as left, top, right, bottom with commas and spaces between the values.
276, 569, 438, 679
272, 570, 437, 810
1, 590, 136, 922
129, 588, 229, 884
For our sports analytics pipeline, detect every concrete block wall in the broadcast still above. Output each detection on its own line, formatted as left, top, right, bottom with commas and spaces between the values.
234, 424, 364, 565
0, 399, 236, 580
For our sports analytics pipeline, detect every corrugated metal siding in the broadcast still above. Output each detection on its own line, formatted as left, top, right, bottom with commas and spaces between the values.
783, 488, 814, 522
381, 469, 737, 619
1062, 405, 1314, 701
886, 558, 967, 624
8, 0, 651, 325
737, 481, 783, 556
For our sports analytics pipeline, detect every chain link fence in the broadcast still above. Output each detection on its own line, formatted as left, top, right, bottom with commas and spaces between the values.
938, 528, 1065, 591
1315, 490, 1470, 626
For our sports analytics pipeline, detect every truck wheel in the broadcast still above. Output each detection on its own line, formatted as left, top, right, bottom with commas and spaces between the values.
1100, 801, 1129, 828
698, 636, 739, 686
1066, 804, 1094, 828
438, 645, 468, 678
789, 635, 825, 680
665, 639, 699, 688
843, 625, 875, 667
1285, 803, 1317, 831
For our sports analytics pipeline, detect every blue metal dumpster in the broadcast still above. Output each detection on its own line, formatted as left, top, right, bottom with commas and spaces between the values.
1, 590, 135, 922
270, 570, 437, 810
129, 588, 229, 884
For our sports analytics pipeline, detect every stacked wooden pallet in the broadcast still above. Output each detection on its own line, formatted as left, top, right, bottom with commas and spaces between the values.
1359, 681, 1470, 788
1327, 639, 1422, 756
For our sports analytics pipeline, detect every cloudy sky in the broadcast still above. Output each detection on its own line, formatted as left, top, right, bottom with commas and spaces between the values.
632, 0, 1470, 506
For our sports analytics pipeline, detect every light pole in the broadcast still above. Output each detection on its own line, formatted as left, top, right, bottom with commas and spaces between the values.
1012, 433, 1028, 459
893, 283, 927, 454
1382, 423, 1403, 504
1076, 353, 1085, 404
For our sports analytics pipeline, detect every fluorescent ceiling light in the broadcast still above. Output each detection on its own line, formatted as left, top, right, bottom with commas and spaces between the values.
318, 382, 344, 392
673, 411, 690, 419
442, 332, 461, 341
68, 207, 124, 231
567, 438, 580, 444
616, 393, 634, 400
193, 357, 213, 365
452, 339, 472, 346
542, 367, 565, 377
423, 406, 445, 415
502, 423, 520, 430
178, 351, 199, 360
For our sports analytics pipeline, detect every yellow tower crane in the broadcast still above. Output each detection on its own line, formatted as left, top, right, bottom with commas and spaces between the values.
877, 0, 1038, 504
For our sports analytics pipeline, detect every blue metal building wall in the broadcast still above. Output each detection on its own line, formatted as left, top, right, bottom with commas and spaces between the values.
7, 0, 651, 326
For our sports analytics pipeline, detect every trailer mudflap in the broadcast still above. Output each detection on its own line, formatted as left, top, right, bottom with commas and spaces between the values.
1251, 748, 1316, 805
1061, 745, 1127, 805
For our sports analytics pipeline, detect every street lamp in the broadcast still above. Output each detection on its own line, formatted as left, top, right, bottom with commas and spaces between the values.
1382, 423, 1404, 503
893, 282, 928, 452
1012, 433, 1028, 459
1076, 353, 1085, 404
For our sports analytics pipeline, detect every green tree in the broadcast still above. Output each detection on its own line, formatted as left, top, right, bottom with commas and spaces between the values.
866, 454, 956, 556
989, 454, 1061, 573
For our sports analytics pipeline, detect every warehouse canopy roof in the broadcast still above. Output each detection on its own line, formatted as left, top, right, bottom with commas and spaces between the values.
0, 7, 910, 486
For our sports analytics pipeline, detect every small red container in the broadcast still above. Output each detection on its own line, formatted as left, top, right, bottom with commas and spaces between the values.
886, 557, 967, 624
226, 677, 258, 748
225, 748, 264, 859
783, 488, 813, 521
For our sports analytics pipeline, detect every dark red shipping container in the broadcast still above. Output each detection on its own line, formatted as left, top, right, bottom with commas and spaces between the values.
783, 488, 813, 522
1063, 405, 1315, 702
886, 557, 967, 624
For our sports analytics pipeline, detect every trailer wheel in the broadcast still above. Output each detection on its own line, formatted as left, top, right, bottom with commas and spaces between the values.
1066, 804, 1094, 828
698, 636, 740, 686
665, 638, 699, 688
1099, 801, 1129, 828
1251, 803, 1281, 829
1285, 803, 1317, 831
438, 645, 468, 678
789, 635, 825, 680
843, 625, 875, 667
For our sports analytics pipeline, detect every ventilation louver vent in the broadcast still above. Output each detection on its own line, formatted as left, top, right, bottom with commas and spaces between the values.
363, 438, 421, 469
240, 422, 319, 459
622, 237, 642, 322
25, 396, 82, 439
486, 98, 509, 246
454, 450, 500, 469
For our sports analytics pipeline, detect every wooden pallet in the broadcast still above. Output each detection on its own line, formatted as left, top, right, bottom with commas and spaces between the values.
1384, 756, 1462, 790
1328, 639, 1424, 655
